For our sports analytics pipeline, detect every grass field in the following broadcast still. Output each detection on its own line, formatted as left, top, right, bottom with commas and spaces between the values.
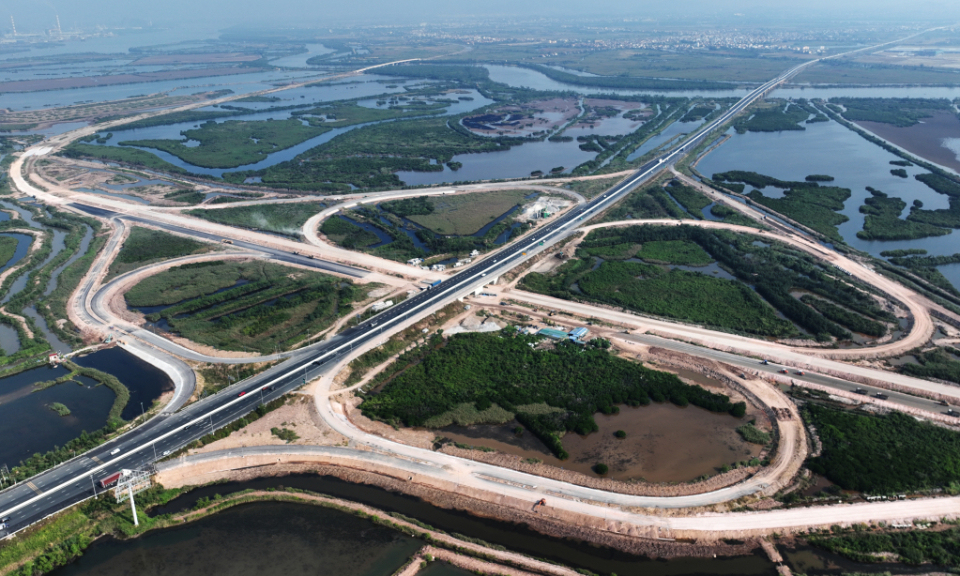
402, 190, 530, 235
129, 260, 362, 352
186, 203, 326, 239
108, 227, 213, 278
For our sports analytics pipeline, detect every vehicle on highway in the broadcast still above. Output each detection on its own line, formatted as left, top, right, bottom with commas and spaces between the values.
796, 370, 805, 376
779, 369, 788, 374
262, 385, 275, 391
1, 516, 9, 523
162, 450, 171, 456
99, 471, 122, 489
238, 391, 247, 397
948, 409, 960, 417
874, 393, 889, 400
854, 388, 867, 395
760, 359, 769, 365
110, 448, 120, 455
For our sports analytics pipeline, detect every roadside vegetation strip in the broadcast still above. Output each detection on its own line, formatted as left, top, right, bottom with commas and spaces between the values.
107, 226, 213, 279
345, 302, 466, 388
900, 347, 960, 385
185, 202, 327, 239
359, 330, 746, 460
197, 360, 280, 397
321, 198, 531, 263
811, 524, 960, 568
804, 403, 960, 495
126, 260, 362, 354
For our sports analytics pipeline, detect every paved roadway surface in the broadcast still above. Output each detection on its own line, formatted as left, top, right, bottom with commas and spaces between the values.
0, 29, 947, 536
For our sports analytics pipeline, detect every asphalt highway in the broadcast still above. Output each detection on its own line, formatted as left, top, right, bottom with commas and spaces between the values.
0, 51, 894, 536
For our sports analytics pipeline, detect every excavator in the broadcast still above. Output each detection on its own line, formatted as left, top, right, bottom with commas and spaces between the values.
533, 498, 546, 513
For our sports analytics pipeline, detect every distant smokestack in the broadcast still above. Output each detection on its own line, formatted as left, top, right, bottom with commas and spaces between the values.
9, 16, 16, 36
56, 15, 61, 35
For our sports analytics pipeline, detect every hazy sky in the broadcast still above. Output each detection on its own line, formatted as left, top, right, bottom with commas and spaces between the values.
5, 0, 958, 33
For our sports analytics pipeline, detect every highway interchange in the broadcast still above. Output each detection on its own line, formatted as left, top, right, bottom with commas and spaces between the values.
0, 28, 955, 538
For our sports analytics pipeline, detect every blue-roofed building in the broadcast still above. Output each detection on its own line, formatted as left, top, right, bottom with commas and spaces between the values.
538, 328, 569, 340
569, 327, 589, 342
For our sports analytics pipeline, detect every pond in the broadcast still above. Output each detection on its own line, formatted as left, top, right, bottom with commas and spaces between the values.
71, 347, 174, 421
695, 116, 960, 290
151, 474, 777, 576
51, 502, 422, 576
439, 400, 762, 483
0, 365, 113, 468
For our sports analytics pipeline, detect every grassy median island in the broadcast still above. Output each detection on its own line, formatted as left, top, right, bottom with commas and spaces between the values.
386, 189, 530, 236
107, 226, 213, 278
521, 225, 895, 341
804, 403, 960, 494
125, 260, 360, 353
186, 202, 326, 239
359, 331, 746, 459
320, 191, 533, 263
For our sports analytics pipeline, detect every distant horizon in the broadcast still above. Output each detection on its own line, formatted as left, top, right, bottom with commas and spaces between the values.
2, 0, 957, 36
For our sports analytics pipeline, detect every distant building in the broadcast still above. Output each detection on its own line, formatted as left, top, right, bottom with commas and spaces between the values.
407, 258, 423, 266
453, 261, 464, 268
470, 250, 480, 257
431, 263, 446, 272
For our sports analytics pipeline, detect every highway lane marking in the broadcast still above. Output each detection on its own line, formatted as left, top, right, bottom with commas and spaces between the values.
25, 482, 42, 496
90, 456, 102, 464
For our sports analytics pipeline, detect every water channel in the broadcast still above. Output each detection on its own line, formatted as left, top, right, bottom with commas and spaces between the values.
147, 474, 777, 576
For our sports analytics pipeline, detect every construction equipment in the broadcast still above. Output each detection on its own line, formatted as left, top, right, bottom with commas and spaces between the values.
533, 498, 546, 512
221, 239, 233, 244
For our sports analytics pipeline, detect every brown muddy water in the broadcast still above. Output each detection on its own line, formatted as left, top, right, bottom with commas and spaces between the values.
857, 111, 960, 173
441, 401, 762, 483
